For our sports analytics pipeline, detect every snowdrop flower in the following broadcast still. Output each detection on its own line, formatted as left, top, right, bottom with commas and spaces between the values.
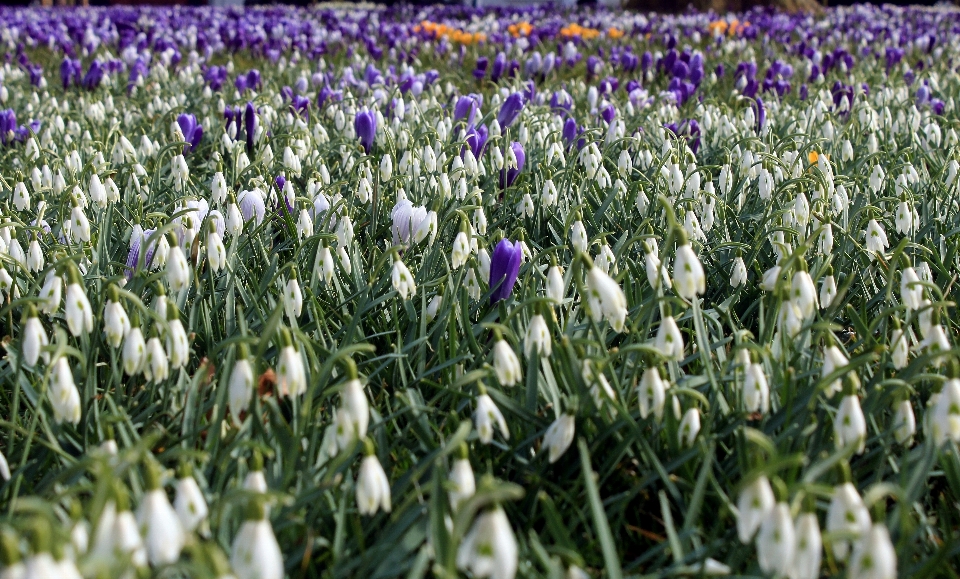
426, 294, 442, 323
889, 325, 909, 369
452, 230, 471, 270
206, 222, 226, 272
543, 412, 575, 463
283, 275, 303, 321
49, 356, 81, 424
638, 366, 667, 421
864, 219, 888, 258
655, 314, 684, 361
524, 314, 551, 358
546, 263, 566, 303
165, 302, 190, 369
492, 337, 522, 387
585, 260, 627, 333
848, 523, 896, 579
457, 506, 518, 579
820, 269, 838, 308
25, 235, 43, 273
737, 475, 775, 544
731, 256, 747, 287
570, 220, 588, 253
144, 331, 169, 384
276, 328, 306, 397
893, 398, 916, 445
448, 447, 476, 509
64, 270, 93, 337
173, 464, 208, 533
822, 345, 849, 397
673, 238, 705, 300
230, 498, 284, 579
335, 365, 370, 451
318, 245, 335, 284
900, 266, 923, 311
756, 502, 795, 576
356, 440, 392, 515
834, 393, 867, 453
166, 236, 192, 292
102, 289, 130, 348
89, 173, 107, 207
392, 256, 416, 300
21, 306, 48, 367
228, 346, 254, 424
0, 449, 9, 481
678, 407, 701, 447
931, 376, 960, 447
123, 324, 146, 376
475, 387, 509, 444
791, 268, 818, 319
828, 481, 871, 561
791, 512, 822, 579
137, 461, 185, 565
744, 361, 770, 414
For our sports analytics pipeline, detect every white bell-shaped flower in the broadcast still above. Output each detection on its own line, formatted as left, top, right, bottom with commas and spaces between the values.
136, 461, 185, 565
456, 506, 518, 579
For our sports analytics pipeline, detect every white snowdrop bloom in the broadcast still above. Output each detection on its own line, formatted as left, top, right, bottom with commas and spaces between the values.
166, 243, 192, 292
426, 295, 443, 323
25, 236, 43, 273
848, 524, 897, 579
570, 220, 588, 253
791, 270, 818, 319
517, 193, 535, 217
475, 391, 509, 444
276, 332, 306, 398
756, 503, 795, 576
283, 277, 303, 320
731, 256, 747, 287
356, 451, 392, 515
144, 334, 169, 384
890, 327, 909, 369
206, 227, 227, 273
869, 164, 885, 194
932, 378, 960, 447
225, 201, 244, 236
89, 173, 107, 207
318, 246, 335, 284
834, 395, 867, 454
174, 469, 208, 533
49, 357, 80, 425
893, 399, 916, 445
586, 264, 627, 333
103, 298, 131, 349
296, 209, 313, 241
228, 349, 254, 424
230, 500, 284, 579
790, 512, 822, 579
543, 413, 575, 463
655, 315, 684, 361
760, 264, 782, 292
123, 327, 146, 376
21, 311, 48, 367
69, 204, 90, 243
678, 407, 700, 447
452, 231, 471, 269
895, 200, 913, 234
921, 323, 951, 355
737, 475, 775, 544
166, 311, 190, 370
638, 367, 667, 421
336, 374, 370, 452
673, 241, 705, 300
465, 267, 482, 300
448, 456, 476, 510
457, 507, 518, 579
211, 171, 228, 204
864, 219, 888, 258
818, 223, 834, 256
391, 257, 416, 300
546, 265, 566, 303
13, 181, 29, 211
822, 346, 849, 397
137, 464, 185, 565
524, 314, 551, 358
541, 178, 558, 207
900, 267, 923, 311
820, 273, 838, 309
744, 362, 770, 414
65, 280, 93, 337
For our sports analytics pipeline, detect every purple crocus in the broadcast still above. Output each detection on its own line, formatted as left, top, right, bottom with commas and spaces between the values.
489, 238, 522, 304
355, 109, 377, 154
0, 109, 17, 145
454, 94, 480, 126
244, 101, 257, 153
462, 124, 488, 158
81, 60, 104, 90
177, 113, 203, 153
501, 142, 525, 188
60, 58, 81, 89
275, 175, 286, 193
497, 92, 524, 129
490, 52, 506, 83
473, 57, 488, 81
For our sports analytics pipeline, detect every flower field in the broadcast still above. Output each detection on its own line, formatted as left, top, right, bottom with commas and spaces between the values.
2, 2, 960, 578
